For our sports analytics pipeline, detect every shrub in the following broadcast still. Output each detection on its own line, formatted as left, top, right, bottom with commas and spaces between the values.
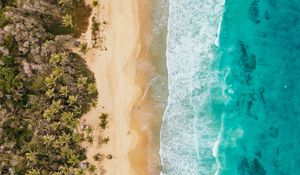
92, 0, 98, 7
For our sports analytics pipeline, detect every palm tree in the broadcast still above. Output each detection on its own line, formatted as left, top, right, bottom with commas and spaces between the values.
25, 169, 41, 175
99, 120, 108, 131
60, 112, 73, 124
87, 83, 97, 95
67, 153, 80, 166
88, 164, 96, 173
67, 95, 78, 106
102, 137, 110, 144
99, 114, 109, 131
58, 0, 72, 6
46, 88, 55, 98
74, 168, 85, 175
52, 67, 64, 79
62, 14, 73, 28
50, 122, 60, 130
92, 0, 98, 7
72, 133, 84, 143
59, 86, 68, 96
79, 42, 87, 53
43, 108, 55, 122
59, 165, 71, 175
99, 113, 108, 120
45, 75, 56, 88
50, 53, 68, 65
59, 53, 68, 65
76, 75, 88, 89
25, 151, 37, 164
43, 100, 62, 121
91, 99, 98, 107
87, 126, 93, 134
42, 134, 55, 148
61, 115, 78, 130
51, 100, 63, 114
72, 105, 82, 116
93, 153, 103, 161
86, 135, 93, 144
58, 133, 71, 146
49, 53, 61, 65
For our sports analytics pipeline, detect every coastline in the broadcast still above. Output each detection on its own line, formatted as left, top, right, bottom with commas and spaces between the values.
128, 0, 153, 172
79, 0, 157, 174
129, 0, 170, 174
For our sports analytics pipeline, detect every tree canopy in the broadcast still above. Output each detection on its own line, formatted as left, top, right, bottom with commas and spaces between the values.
0, 0, 98, 174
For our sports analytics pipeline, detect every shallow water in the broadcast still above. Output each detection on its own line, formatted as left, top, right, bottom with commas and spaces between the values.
160, 0, 300, 174
133, 0, 169, 174
217, 0, 300, 174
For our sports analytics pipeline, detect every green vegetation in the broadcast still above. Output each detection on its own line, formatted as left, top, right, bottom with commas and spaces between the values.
87, 164, 96, 173
0, 9, 8, 28
102, 137, 110, 144
91, 16, 101, 47
62, 14, 74, 28
93, 153, 103, 161
99, 113, 109, 131
79, 42, 88, 53
44, 0, 92, 38
92, 0, 98, 7
0, 0, 98, 174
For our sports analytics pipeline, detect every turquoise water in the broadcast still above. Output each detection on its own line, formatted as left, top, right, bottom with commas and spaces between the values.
217, 0, 300, 174
160, 0, 300, 174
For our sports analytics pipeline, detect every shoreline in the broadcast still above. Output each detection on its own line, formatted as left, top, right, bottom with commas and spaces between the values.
129, 0, 169, 173
128, 0, 154, 174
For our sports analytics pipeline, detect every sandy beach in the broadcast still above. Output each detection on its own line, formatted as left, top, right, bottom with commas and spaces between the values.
77, 0, 155, 174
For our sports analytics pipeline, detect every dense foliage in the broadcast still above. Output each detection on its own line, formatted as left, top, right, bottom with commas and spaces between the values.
0, 0, 97, 174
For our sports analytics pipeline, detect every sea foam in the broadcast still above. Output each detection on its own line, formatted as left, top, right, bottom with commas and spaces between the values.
160, 0, 224, 174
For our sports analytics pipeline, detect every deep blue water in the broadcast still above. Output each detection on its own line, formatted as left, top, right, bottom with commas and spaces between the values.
160, 0, 300, 174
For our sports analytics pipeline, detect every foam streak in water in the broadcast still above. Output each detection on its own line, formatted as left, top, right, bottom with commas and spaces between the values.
160, 0, 224, 174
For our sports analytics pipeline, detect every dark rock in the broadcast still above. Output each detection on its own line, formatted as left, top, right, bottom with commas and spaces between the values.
238, 157, 250, 175
249, 0, 261, 24
250, 158, 266, 175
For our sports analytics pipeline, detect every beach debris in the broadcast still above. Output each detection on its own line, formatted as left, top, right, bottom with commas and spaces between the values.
106, 154, 113, 160
80, 124, 88, 131
74, 40, 81, 47
79, 162, 89, 169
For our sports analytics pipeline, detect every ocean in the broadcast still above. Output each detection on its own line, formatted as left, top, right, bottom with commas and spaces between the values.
160, 0, 300, 174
